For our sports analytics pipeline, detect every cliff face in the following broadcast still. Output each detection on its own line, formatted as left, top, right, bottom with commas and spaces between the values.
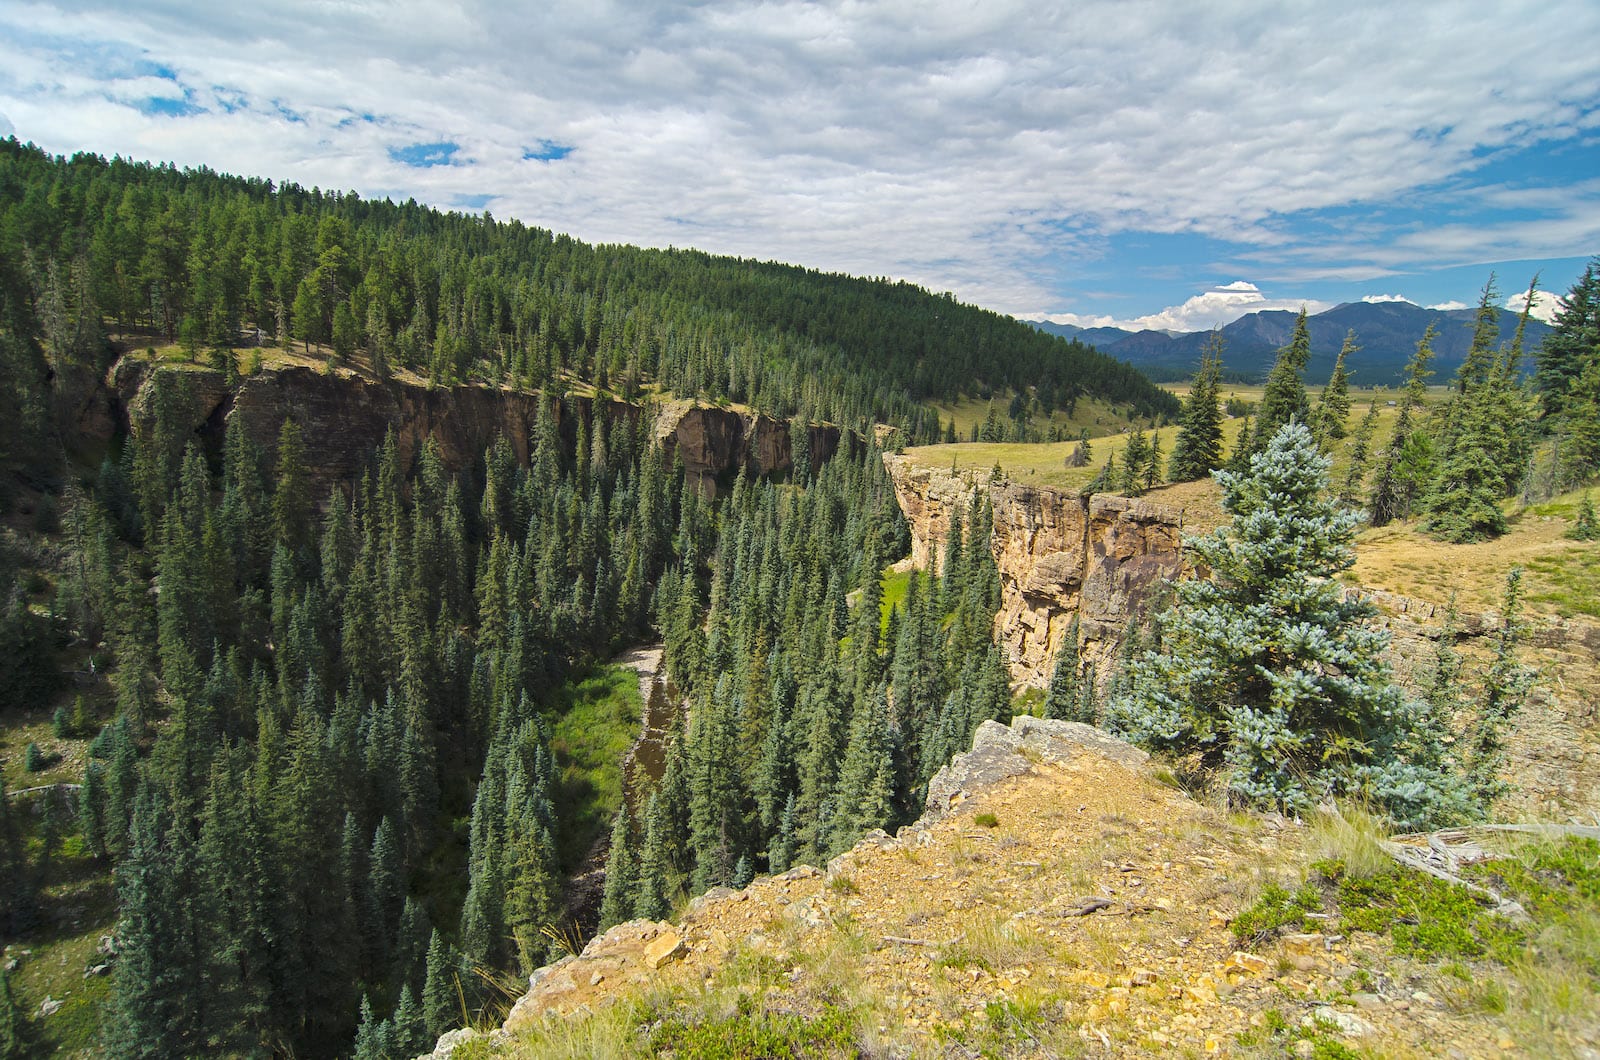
884, 454, 1600, 823
883, 454, 1186, 687
103, 359, 840, 497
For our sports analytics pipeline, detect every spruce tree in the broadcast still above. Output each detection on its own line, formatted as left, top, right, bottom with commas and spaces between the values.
1337, 399, 1381, 507
1168, 334, 1225, 482
1107, 422, 1472, 828
1465, 569, 1534, 813
422, 929, 459, 1041
1119, 426, 1150, 495
0, 964, 21, 1060
1313, 330, 1355, 443
1252, 308, 1312, 452
1042, 619, 1083, 722
1370, 326, 1437, 526
597, 802, 640, 931
1570, 493, 1600, 540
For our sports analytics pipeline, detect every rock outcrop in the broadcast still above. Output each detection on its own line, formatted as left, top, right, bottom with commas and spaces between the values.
884, 454, 1186, 687
652, 400, 847, 494
922, 715, 1149, 820
105, 357, 845, 499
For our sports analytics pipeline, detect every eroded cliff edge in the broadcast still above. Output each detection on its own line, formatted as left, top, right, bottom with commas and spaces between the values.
883, 452, 1600, 822
94, 358, 846, 496
883, 453, 1187, 689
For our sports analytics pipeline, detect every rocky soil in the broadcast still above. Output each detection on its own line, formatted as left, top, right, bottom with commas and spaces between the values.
438, 718, 1532, 1059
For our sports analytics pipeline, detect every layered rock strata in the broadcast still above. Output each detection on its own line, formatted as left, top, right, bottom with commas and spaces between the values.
883, 454, 1187, 688
102, 358, 844, 499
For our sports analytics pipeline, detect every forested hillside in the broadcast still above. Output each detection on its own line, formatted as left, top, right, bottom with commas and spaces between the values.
0, 135, 1174, 474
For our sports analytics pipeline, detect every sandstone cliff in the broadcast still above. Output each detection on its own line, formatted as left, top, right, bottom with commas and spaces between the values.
884, 454, 1600, 823
101, 358, 844, 498
883, 454, 1186, 688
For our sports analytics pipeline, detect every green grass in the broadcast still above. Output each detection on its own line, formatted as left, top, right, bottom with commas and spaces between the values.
3, 797, 119, 1057
546, 664, 644, 875
877, 568, 909, 636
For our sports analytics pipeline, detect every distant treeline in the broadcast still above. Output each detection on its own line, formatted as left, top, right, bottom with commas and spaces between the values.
0, 136, 1175, 459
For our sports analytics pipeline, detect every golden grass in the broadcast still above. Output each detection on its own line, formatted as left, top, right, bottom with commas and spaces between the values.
1350, 496, 1600, 620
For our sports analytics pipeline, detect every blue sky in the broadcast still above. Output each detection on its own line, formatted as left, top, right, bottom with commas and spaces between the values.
2, 1, 1596, 331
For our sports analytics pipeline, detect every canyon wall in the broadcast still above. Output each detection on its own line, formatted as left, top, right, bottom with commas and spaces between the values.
884, 453, 1600, 823
99, 359, 843, 496
883, 454, 1187, 688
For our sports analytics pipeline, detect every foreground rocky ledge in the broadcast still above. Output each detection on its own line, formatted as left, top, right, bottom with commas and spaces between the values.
423, 717, 1537, 1059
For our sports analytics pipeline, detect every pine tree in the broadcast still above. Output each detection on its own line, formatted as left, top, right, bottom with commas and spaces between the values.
1224, 415, 1254, 475
1536, 257, 1599, 421
1168, 334, 1225, 482
422, 929, 459, 1041
0, 963, 22, 1060
1570, 493, 1600, 541
1252, 308, 1312, 452
1119, 426, 1150, 495
391, 983, 426, 1058
1042, 619, 1084, 722
597, 801, 640, 931
1106, 422, 1473, 828
1312, 330, 1355, 443
1337, 399, 1381, 506
1370, 326, 1436, 526
1465, 569, 1534, 813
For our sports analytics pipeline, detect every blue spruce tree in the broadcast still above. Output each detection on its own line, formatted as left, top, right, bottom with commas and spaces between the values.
1107, 421, 1472, 828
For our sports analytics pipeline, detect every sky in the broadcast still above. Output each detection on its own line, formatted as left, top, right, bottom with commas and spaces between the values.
2, 0, 1598, 333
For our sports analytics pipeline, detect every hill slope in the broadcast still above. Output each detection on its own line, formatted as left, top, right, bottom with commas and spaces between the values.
0, 136, 1176, 458
442, 717, 1597, 1059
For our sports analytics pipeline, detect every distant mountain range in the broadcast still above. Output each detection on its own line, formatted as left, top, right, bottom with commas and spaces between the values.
1026, 300, 1553, 384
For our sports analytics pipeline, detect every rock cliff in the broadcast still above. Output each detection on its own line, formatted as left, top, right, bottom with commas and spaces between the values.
883, 454, 1186, 687
100, 357, 843, 497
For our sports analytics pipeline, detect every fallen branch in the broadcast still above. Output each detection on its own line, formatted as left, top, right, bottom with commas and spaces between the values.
1380, 841, 1527, 920
1059, 896, 1115, 917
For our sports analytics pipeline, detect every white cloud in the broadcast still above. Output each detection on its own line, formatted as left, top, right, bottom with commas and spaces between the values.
1506, 288, 1565, 323
1428, 301, 1470, 311
1361, 294, 1417, 304
1116, 282, 1329, 333
0, 1, 1595, 315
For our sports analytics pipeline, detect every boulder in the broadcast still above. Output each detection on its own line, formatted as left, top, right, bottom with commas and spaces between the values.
922, 715, 1147, 820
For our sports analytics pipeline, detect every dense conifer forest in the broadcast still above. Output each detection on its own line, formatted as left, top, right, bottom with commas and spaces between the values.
1, 134, 1596, 1057
0, 140, 1112, 1056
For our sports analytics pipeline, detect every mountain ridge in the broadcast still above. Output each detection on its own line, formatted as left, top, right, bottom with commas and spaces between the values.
1026, 299, 1553, 383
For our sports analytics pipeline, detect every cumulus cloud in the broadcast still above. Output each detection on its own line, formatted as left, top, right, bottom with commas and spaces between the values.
0, 1, 1596, 315
1114, 282, 1329, 333
1428, 301, 1470, 311
1361, 294, 1417, 304
1506, 287, 1565, 323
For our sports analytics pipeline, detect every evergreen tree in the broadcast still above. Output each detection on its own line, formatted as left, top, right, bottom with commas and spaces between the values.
597, 801, 640, 931
422, 929, 459, 1041
1370, 326, 1437, 526
1312, 330, 1355, 443
1465, 569, 1534, 813
1119, 426, 1150, 495
1570, 493, 1600, 541
1168, 334, 1225, 482
1042, 620, 1084, 722
1251, 308, 1312, 452
1337, 399, 1382, 507
1107, 422, 1472, 828
1536, 257, 1599, 421
0, 963, 21, 1060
